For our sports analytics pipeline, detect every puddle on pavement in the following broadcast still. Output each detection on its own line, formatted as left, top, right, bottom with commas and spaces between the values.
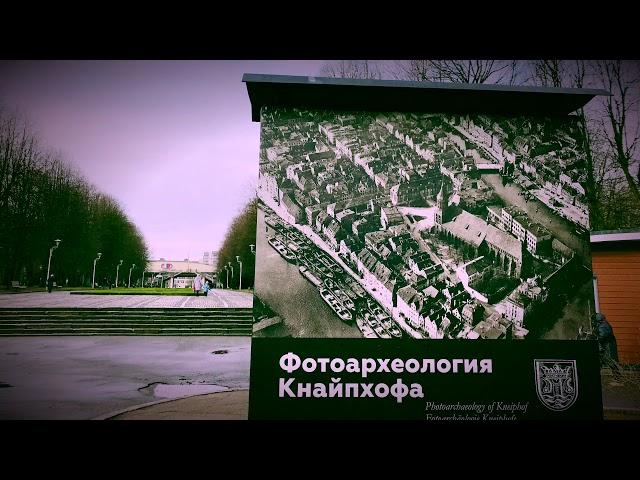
138, 381, 228, 399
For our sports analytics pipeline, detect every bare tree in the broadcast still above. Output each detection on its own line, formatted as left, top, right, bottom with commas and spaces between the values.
392, 60, 431, 81
320, 61, 383, 80
596, 60, 640, 203
528, 60, 568, 88
394, 60, 520, 84
321, 59, 525, 85
528, 60, 609, 228
573, 60, 603, 229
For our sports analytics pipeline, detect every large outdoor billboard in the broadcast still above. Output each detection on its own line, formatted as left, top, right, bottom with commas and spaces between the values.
246, 75, 606, 420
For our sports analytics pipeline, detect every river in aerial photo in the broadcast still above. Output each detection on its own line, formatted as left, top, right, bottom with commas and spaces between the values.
254, 207, 361, 338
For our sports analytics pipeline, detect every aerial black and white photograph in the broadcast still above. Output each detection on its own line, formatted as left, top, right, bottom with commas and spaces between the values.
254, 106, 596, 340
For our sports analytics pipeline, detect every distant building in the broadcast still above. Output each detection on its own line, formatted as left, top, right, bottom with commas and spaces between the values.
505, 293, 530, 327
441, 210, 488, 250
148, 259, 214, 273
202, 251, 218, 268
473, 312, 512, 339
500, 206, 552, 256
484, 225, 524, 278
381, 206, 403, 230
281, 192, 305, 224
147, 259, 215, 288
441, 210, 525, 278
504, 278, 547, 327
390, 174, 440, 207
164, 271, 217, 289
434, 177, 454, 225
461, 302, 484, 325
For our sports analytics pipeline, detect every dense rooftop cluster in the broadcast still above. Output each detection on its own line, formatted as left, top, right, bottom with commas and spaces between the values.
257, 107, 588, 339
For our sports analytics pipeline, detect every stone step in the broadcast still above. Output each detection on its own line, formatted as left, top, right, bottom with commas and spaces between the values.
0, 322, 251, 328
0, 307, 254, 335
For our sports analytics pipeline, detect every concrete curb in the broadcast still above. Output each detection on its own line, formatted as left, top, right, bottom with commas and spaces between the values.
603, 407, 640, 415
92, 388, 248, 420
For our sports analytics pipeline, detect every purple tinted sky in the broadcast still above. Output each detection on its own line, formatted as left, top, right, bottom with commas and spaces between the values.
0, 60, 325, 260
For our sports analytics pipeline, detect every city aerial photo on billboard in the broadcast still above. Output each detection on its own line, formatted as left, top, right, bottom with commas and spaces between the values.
253, 106, 595, 341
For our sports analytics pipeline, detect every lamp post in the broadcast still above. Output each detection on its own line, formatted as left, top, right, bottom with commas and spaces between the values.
128, 264, 136, 288
142, 270, 146, 288
224, 265, 229, 289
46, 239, 62, 283
236, 255, 243, 291
115, 259, 123, 288
92, 252, 102, 288
228, 262, 234, 289
250, 244, 255, 255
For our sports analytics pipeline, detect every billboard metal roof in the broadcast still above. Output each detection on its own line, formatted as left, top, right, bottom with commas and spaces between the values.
243, 73, 609, 121
591, 229, 640, 243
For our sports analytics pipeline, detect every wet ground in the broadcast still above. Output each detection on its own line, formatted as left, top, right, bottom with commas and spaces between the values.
109, 390, 249, 420
601, 370, 640, 419
0, 336, 250, 419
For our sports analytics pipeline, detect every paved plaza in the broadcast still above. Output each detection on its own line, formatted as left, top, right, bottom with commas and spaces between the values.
0, 289, 253, 309
0, 336, 251, 419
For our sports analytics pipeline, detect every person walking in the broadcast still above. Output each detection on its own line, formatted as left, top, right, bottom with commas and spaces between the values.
591, 313, 622, 382
193, 273, 202, 297
47, 274, 55, 293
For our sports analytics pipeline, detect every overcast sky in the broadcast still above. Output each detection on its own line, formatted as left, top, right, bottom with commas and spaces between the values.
0, 60, 326, 260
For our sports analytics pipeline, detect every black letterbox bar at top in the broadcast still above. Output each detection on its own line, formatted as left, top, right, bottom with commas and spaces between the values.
243, 73, 610, 122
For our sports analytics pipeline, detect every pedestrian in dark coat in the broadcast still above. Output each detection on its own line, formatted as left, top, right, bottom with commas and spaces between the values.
591, 313, 622, 380
47, 274, 55, 293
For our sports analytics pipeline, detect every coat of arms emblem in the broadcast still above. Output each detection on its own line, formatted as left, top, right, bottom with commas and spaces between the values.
534, 360, 578, 411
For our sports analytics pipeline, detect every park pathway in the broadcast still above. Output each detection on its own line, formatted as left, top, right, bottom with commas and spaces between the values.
0, 289, 253, 309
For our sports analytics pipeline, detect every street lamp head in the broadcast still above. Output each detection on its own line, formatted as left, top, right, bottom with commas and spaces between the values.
54, 239, 61, 247
119, 259, 123, 265
97, 252, 102, 259
250, 244, 255, 252
132, 264, 136, 269
236, 255, 241, 262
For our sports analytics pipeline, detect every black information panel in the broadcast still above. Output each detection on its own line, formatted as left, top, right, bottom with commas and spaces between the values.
249, 338, 603, 421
